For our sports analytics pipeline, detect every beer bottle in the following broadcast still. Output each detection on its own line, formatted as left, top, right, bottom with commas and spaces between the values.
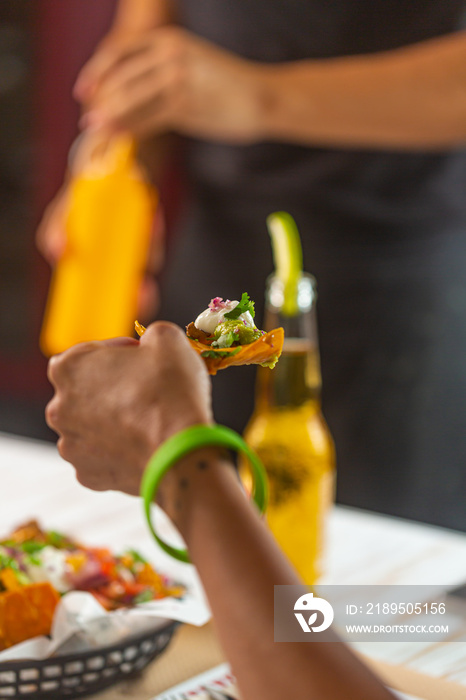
243, 272, 335, 583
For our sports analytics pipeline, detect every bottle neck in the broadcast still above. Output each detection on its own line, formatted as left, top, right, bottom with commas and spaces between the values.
256, 274, 322, 410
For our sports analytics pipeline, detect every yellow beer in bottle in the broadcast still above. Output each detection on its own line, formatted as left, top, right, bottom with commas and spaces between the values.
243, 273, 335, 583
40, 133, 157, 356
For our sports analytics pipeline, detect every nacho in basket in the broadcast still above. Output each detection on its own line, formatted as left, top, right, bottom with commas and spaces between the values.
0, 520, 183, 651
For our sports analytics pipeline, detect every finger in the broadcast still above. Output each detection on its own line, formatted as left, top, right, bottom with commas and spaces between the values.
57, 435, 86, 469
45, 397, 61, 434
140, 321, 211, 396
74, 466, 109, 493
139, 320, 186, 348
45, 399, 82, 437
91, 28, 186, 104
74, 35, 155, 103
83, 57, 182, 134
74, 44, 124, 102
47, 354, 65, 389
36, 192, 69, 265
97, 337, 140, 347
47, 341, 102, 387
90, 92, 175, 139
57, 436, 71, 462
36, 216, 66, 265
92, 48, 160, 109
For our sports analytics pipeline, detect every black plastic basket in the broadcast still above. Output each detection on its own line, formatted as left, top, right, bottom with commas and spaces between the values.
0, 621, 178, 699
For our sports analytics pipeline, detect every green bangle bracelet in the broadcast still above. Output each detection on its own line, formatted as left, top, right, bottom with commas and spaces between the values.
140, 424, 269, 563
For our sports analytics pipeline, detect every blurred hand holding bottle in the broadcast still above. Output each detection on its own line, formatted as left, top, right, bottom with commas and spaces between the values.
40, 131, 159, 356
38, 0, 167, 357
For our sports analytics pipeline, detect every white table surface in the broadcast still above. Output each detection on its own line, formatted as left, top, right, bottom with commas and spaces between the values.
2, 431, 466, 697
0, 431, 193, 581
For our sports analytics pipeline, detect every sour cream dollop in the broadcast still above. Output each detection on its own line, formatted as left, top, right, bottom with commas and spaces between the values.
194, 298, 255, 335
26, 546, 71, 593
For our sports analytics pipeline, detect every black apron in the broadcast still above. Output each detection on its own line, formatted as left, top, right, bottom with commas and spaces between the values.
159, 1, 466, 530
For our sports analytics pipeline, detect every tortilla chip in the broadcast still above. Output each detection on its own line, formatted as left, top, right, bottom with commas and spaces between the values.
188, 327, 284, 375
135, 321, 284, 375
0, 583, 60, 648
0, 569, 23, 592
7, 520, 45, 545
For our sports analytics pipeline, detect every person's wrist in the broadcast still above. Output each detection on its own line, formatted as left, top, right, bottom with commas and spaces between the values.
142, 414, 210, 462
251, 63, 284, 141
140, 424, 268, 561
156, 445, 235, 536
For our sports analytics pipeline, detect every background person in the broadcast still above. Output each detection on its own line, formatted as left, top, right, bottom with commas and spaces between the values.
38, 0, 466, 530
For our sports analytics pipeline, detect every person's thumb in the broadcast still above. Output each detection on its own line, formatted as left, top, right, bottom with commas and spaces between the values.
138, 321, 186, 348
98, 337, 140, 348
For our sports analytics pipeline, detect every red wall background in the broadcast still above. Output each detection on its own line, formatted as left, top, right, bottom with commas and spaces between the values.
0, 0, 116, 399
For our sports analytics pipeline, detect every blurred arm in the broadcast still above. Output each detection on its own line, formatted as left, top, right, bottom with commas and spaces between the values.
78, 27, 466, 150
260, 30, 466, 149
112, 0, 178, 35
159, 447, 396, 700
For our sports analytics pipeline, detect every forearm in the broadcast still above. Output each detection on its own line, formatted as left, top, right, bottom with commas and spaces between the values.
258, 30, 466, 150
111, 0, 177, 35
159, 447, 395, 700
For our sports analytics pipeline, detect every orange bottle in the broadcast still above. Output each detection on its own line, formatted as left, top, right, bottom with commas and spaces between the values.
40, 134, 157, 356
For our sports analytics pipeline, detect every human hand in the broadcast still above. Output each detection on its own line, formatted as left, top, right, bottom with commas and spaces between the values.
36, 186, 70, 266
45, 322, 213, 495
74, 0, 179, 105
76, 27, 270, 143
74, 31, 141, 107
35, 132, 164, 321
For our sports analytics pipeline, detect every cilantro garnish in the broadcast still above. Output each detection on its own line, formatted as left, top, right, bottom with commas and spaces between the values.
201, 347, 242, 359
21, 541, 47, 555
47, 531, 68, 548
224, 293, 255, 321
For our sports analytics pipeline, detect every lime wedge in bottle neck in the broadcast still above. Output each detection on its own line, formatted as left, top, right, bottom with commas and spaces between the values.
266, 212, 303, 316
